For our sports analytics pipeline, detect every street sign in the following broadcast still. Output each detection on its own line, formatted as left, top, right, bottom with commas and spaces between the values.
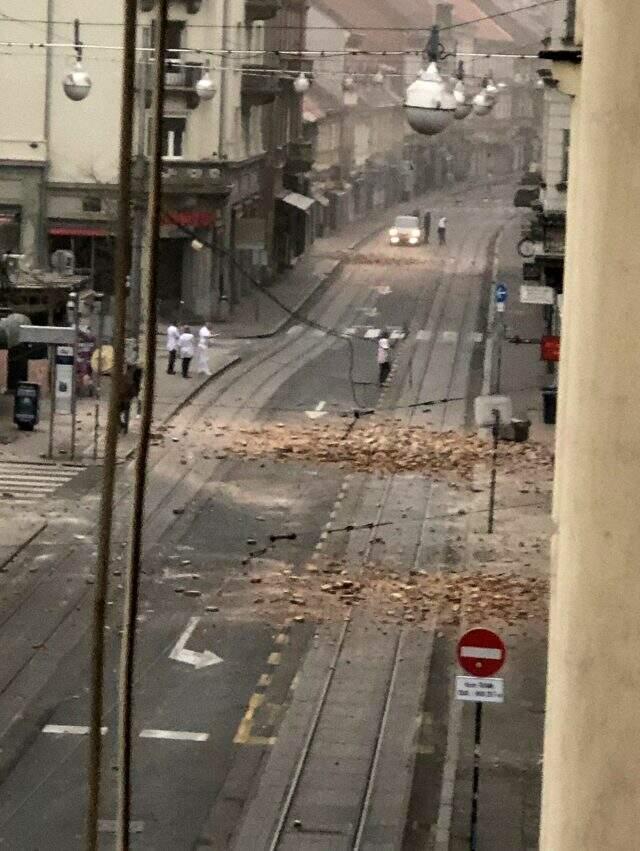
473, 394, 512, 428
456, 676, 504, 704
520, 285, 555, 305
19, 325, 76, 346
495, 284, 508, 304
541, 335, 561, 362
457, 628, 506, 677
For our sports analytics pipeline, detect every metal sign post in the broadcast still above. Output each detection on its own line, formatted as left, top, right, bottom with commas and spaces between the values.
457, 629, 506, 851
487, 408, 500, 534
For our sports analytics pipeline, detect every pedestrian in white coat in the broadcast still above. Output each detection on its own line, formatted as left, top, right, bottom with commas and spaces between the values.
166, 322, 179, 374
178, 326, 195, 378
197, 322, 215, 376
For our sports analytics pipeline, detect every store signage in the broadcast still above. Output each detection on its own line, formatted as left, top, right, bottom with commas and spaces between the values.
541, 335, 561, 362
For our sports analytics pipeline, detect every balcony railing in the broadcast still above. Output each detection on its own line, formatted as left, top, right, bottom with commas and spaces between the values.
245, 0, 281, 23
241, 64, 281, 106
160, 160, 233, 197
145, 61, 204, 109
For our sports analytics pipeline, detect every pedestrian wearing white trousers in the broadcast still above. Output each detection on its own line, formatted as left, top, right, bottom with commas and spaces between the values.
197, 322, 215, 376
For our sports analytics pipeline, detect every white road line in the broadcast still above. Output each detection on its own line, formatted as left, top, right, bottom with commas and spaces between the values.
305, 400, 327, 420
43, 724, 107, 736
389, 329, 406, 340
312, 328, 327, 337
286, 324, 303, 335
416, 330, 432, 342
442, 331, 459, 343
364, 328, 381, 339
139, 729, 209, 742
342, 327, 357, 337
472, 332, 484, 343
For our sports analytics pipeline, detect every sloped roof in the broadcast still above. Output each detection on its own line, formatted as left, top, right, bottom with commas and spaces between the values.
310, 0, 546, 52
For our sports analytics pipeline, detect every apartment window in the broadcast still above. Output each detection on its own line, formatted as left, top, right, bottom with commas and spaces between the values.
565, 0, 576, 43
151, 19, 184, 69
162, 117, 186, 159
82, 196, 102, 213
560, 129, 571, 185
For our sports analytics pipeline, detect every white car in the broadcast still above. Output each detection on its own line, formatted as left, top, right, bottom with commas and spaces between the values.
389, 215, 423, 246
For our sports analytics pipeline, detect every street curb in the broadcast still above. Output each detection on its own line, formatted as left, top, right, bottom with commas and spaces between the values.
0, 520, 48, 572
234, 223, 388, 341
120, 354, 242, 462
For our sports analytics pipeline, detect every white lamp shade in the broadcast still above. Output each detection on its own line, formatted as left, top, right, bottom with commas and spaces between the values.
473, 91, 494, 116
453, 80, 472, 119
63, 62, 92, 101
196, 71, 217, 101
293, 72, 310, 94
373, 70, 384, 85
404, 62, 456, 136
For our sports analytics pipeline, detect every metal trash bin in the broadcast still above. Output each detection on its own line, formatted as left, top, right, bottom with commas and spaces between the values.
541, 386, 557, 425
511, 418, 531, 442
14, 381, 40, 431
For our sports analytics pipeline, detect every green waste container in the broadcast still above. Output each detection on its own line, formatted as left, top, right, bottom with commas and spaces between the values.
542, 386, 557, 425
14, 381, 40, 431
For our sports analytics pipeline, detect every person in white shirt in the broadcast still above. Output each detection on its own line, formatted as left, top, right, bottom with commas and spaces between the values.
377, 331, 392, 386
178, 326, 195, 378
197, 323, 214, 376
166, 322, 179, 375
437, 216, 447, 246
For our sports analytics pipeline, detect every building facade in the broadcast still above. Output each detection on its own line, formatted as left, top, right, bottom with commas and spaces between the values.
0, 0, 310, 323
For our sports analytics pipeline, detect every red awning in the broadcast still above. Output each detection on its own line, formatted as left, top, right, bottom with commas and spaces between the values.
49, 226, 110, 237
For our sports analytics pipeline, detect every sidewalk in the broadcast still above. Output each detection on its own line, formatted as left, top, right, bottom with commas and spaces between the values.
0, 343, 241, 464
162, 177, 503, 341
492, 217, 556, 446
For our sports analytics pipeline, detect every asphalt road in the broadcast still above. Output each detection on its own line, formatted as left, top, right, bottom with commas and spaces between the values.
0, 190, 513, 849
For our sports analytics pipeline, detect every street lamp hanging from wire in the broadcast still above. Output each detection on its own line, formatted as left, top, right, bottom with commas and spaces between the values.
62, 18, 91, 101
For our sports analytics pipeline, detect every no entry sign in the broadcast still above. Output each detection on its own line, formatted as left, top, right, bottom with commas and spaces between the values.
457, 628, 506, 678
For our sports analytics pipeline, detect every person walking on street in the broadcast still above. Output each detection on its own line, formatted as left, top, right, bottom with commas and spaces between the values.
197, 322, 215, 376
119, 364, 137, 434
437, 216, 447, 246
178, 325, 195, 378
166, 322, 179, 374
423, 211, 431, 244
377, 330, 392, 387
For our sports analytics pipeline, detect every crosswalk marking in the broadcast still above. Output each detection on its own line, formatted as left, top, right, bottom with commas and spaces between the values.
342, 325, 406, 340
416, 330, 432, 342
442, 331, 459, 343
0, 462, 84, 502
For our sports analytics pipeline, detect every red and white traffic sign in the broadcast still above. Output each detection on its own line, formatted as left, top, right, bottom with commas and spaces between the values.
457, 628, 506, 678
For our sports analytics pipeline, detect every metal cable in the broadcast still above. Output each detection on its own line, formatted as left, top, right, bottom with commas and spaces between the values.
86, 1, 137, 848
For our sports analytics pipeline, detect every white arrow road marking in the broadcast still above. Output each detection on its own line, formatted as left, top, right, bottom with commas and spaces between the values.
43, 724, 107, 735
305, 401, 327, 420
376, 285, 392, 295
169, 616, 223, 669
139, 729, 209, 742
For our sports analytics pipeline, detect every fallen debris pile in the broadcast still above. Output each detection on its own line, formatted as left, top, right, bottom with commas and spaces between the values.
221, 422, 554, 479
227, 560, 549, 628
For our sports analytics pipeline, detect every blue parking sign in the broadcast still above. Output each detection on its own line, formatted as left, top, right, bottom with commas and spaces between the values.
495, 284, 508, 304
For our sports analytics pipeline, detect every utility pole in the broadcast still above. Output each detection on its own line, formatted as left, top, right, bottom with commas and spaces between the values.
128, 27, 150, 361
540, 3, 640, 848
